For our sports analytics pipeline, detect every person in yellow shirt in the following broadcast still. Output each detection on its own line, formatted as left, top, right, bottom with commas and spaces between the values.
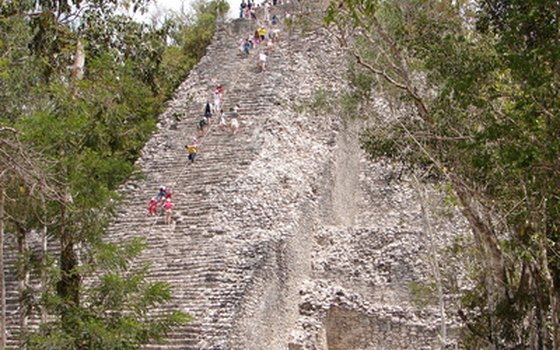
258, 27, 267, 41
185, 138, 199, 163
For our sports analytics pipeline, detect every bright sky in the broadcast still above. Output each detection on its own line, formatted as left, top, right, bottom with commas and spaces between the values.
148, 0, 242, 19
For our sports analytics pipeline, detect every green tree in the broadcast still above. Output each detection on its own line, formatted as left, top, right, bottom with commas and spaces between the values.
159, 0, 230, 96
325, 0, 560, 347
26, 239, 191, 350
179, 0, 229, 60
1, 0, 231, 346
0, 0, 219, 347
0, 127, 60, 348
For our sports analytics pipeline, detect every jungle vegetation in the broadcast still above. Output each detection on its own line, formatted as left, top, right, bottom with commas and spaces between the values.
0, 0, 228, 348
325, 0, 560, 348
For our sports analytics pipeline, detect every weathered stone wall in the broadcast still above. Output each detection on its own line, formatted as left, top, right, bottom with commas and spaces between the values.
3, 5, 469, 349
325, 307, 439, 350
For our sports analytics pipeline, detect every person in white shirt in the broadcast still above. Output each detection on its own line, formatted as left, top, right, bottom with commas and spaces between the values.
264, 0, 270, 22
258, 51, 267, 72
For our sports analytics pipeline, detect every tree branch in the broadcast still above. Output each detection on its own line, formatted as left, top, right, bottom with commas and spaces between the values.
0, 127, 19, 134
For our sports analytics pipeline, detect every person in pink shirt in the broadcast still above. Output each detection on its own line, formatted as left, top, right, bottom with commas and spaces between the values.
163, 198, 174, 225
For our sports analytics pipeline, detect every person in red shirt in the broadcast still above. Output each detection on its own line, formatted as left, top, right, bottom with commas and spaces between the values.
148, 197, 158, 216
164, 187, 173, 200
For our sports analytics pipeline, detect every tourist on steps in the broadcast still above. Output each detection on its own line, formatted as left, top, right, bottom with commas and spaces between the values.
258, 26, 267, 42
186, 138, 199, 163
229, 107, 240, 135
240, 0, 246, 18
214, 93, 221, 114
204, 101, 212, 123
219, 109, 228, 129
254, 29, 261, 46
197, 116, 208, 137
148, 197, 158, 216
163, 198, 174, 225
242, 38, 251, 56
214, 85, 224, 112
258, 50, 267, 72
156, 186, 167, 202
271, 27, 281, 43
164, 187, 173, 200
264, 0, 271, 22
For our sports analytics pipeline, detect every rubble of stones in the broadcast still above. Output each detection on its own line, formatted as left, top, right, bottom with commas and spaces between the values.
286, 121, 470, 348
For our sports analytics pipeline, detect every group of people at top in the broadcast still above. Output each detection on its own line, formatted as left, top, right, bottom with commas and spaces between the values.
194, 85, 240, 141
240, 0, 286, 19
239, 0, 283, 72
148, 85, 242, 224
147, 0, 306, 223
241, 0, 309, 19
147, 1, 309, 224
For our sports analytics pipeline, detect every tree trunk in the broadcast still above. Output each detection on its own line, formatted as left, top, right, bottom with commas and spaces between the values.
537, 238, 560, 348
454, 184, 507, 297
40, 199, 48, 324
58, 230, 80, 306
551, 291, 560, 350
453, 183, 508, 347
58, 234, 80, 306
0, 188, 6, 349
56, 204, 80, 326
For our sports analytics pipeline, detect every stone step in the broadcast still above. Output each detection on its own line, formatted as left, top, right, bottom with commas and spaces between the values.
2, 11, 344, 348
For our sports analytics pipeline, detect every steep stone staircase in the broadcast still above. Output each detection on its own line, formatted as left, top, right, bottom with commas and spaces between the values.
104, 10, 341, 349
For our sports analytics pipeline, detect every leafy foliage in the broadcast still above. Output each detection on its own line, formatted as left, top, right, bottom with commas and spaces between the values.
27, 239, 191, 350
156, 0, 229, 97
0, 0, 228, 346
326, 0, 560, 347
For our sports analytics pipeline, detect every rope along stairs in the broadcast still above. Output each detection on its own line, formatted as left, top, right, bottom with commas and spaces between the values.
105, 17, 291, 350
